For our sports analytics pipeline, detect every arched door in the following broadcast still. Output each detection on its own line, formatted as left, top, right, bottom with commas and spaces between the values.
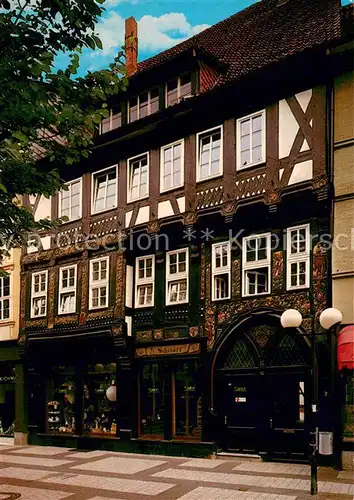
214, 323, 311, 456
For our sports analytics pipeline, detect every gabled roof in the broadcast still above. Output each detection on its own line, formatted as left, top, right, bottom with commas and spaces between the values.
136, 0, 342, 87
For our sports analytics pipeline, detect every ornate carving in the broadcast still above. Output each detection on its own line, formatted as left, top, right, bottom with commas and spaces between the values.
313, 174, 327, 190
231, 259, 241, 299
248, 325, 276, 348
114, 251, 125, 318
147, 220, 160, 234
54, 314, 79, 325
89, 215, 120, 238
265, 190, 280, 205
137, 330, 153, 342
153, 329, 163, 340
272, 251, 284, 293
200, 243, 205, 300
189, 326, 200, 338
183, 211, 197, 226
235, 173, 266, 201
196, 185, 224, 210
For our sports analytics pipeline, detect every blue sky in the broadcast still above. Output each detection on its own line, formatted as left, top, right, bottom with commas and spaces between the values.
56, 0, 352, 76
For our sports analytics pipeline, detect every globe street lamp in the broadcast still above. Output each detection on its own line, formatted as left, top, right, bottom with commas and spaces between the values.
280, 307, 342, 496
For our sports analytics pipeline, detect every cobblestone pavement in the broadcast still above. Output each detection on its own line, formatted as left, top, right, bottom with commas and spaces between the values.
0, 445, 353, 500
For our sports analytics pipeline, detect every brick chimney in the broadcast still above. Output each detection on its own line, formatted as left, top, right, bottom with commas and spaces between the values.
125, 17, 138, 77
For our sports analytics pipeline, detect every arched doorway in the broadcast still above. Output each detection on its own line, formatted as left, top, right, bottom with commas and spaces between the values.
212, 312, 311, 456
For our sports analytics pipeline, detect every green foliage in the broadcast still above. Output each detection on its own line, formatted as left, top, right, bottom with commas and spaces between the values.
0, 0, 127, 258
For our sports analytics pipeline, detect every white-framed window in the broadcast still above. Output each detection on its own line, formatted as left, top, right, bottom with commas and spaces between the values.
129, 88, 159, 123
166, 248, 189, 305
59, 178, 82, 222
92, 166, 117, 214
135, 255, 155, 308
166, 73, 192, 107
100, 105, 122, 134
31, 270, 48, 318
196, 126, 223, 182
127, 153, 149, 202
58, 265, 77, 315
236, 110, 266, 170
286, 224, 310, 290
242, 233, 271, 297
0, 275, 11, 321
212, 241, 231, 301
89, 257, 109, 310
160, 140, 184, 192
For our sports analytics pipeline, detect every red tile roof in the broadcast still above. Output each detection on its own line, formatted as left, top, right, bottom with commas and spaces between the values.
136, 0, 342, 87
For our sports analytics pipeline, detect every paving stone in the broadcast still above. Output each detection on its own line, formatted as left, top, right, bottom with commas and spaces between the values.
179, 459, 226, 469
0, 484, 72, 500
71, 456, 166, 474
8, 446, 70, 456
177, 487, 297, 500
0, 467, 61, 481
233, 462, 310, 476
338, 471, 354, 480
0, 455, 72, 467
67, 451, 110, 459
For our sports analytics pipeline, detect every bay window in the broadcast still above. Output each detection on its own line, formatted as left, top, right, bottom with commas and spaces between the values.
242, 233, 271, 296
166, 248, 189, 305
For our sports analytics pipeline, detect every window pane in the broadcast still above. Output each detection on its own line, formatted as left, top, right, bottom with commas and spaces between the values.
101, 117, 111, 134
252, 114, 262, 132
252, 145, 262, 163
241, 134, 250, 151
241, 149, 250, 166
139, 92, 149, 119
241, 119, 250, 136
252, 130, 262, 148
129, 97, 138, 122
164, 147, 172, 162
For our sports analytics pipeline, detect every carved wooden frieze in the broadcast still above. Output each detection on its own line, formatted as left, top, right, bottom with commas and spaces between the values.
272, 251, 284, 293
235, 173, 266, 201
114, 251, 125, 318
196, 185, 224, 210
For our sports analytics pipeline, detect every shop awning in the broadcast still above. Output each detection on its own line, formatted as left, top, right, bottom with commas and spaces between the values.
338, 325, 354, 371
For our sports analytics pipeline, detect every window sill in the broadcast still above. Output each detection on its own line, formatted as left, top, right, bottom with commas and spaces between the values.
127, 194, 149, 204
196, 172, 223, 184
58, 216, 82, 226
160, 184, 184, 194
91, 206, 118, 217
166, 301, 189, 306
212, 297, 231, 303
57, 311, 77, 317
236, 160, 266, 172
286, 286, 310, 292
89, 306, 109, 312
242, 292, 270, 298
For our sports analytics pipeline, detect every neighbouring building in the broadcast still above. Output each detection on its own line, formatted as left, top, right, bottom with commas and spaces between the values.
0, 247, 23, 444
18, 0, 353, 461
331, 3, 354, 470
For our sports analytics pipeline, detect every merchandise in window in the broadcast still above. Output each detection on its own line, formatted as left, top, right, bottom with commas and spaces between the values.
166, 249, 189, 305
0, 363, 15, 436
160, 141, 184, 192
135, 256, 155, 308
197, 127, 222, 181
0, 276, 10, 321
58, 265, 77, 315
237, 110, 265, 169
92, 167, 117, 214
173, 361, 201, 439
242, 234, 271, 296
286, 225, 310, 290
46, 366, 75, 434
83, 363, 117, 436
212, 242, 231, 300
89, 258, 109, 309
140, 363, 165, 436
31, 271, 48, 317
128, 153, 149, 202
59, 179, 82, 221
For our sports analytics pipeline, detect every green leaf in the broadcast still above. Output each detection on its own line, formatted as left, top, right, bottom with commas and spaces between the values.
92, 35, 103, 50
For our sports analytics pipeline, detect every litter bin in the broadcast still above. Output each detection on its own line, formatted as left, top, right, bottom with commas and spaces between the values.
319, 431, 333, 455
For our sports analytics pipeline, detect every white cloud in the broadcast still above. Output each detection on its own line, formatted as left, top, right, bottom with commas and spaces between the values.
91, 11, 209, 58
102, 0, 139, 8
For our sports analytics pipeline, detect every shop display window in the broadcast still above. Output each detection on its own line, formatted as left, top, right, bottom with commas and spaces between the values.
0, 363, 15, 436
173, 361, 201, 439
47, 366, 75, 433
83, 363, 117, 436
343, 374, 354, 440
140, 363, 165, 436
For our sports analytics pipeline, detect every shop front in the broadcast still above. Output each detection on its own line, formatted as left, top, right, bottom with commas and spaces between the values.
134, 338, 213, 455
25, 323, 130, 449
0, 340, 21, 444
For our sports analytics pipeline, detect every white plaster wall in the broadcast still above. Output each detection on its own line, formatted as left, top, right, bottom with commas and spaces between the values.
135, 206, 149, 226
125, 211, 133, 228
125, 316, 132, 337
177, 196, 186, 213
279, 99, 299, 159
295, 89, 312, 113
288, 160, 313, 185
125, 265, 133, 308
0, 325, 13, 341
29, 194, 51, 222
158, 200, 174, 219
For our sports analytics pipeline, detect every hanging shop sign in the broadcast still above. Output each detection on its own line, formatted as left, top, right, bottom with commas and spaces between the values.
135, 343, 201, 358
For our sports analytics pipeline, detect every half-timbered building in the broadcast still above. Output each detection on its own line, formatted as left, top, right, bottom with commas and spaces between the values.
18, 0, 352, 460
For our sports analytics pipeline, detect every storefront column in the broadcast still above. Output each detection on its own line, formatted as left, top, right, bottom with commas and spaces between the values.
117, 355, 136, 439
164, 363, 172, 441
15, 362, 28, 445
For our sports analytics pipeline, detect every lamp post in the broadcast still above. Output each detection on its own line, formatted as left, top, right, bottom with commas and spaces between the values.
280, 307, 342, 496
